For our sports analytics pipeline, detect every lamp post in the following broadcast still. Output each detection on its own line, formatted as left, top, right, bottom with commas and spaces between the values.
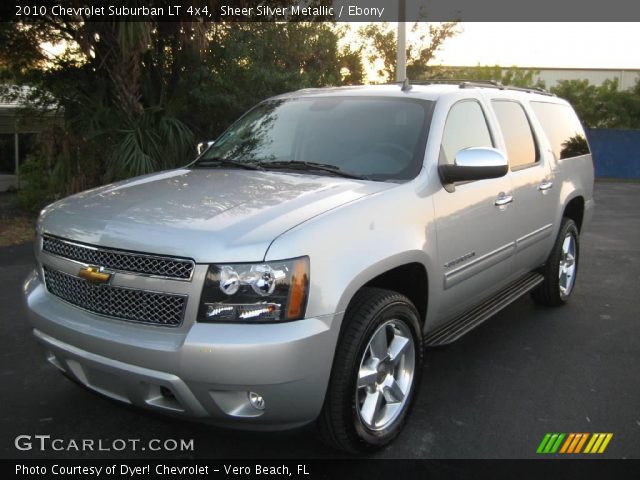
396, 0, 407, 82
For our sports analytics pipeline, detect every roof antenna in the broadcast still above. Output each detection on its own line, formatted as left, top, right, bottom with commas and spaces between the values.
401, 77, 412, 92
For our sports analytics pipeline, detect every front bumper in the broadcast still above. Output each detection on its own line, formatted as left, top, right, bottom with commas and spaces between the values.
24, 271, 342, 430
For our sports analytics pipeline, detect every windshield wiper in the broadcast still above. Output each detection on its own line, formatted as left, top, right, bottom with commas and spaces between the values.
258, 160, 369, 180
193, 157, 265, 171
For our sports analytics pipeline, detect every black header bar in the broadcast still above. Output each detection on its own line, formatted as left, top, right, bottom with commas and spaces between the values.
3, 0, 640, 22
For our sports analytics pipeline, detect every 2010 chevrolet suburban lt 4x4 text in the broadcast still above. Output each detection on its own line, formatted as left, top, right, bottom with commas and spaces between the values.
24, 81, 594, 453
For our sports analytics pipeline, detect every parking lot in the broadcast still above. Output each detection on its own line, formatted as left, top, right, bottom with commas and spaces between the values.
1, 181, 639, 459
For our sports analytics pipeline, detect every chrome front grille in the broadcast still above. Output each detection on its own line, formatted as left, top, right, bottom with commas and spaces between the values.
43, 267, 186, 327
42, 235, 194, 280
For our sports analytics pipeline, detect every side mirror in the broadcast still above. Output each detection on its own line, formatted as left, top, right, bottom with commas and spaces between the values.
197, 140, 215, 156
439, 147, 508, 186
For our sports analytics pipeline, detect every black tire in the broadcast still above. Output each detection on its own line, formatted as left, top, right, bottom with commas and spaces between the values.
317, 287, 424, 454
531, 217, 580, 306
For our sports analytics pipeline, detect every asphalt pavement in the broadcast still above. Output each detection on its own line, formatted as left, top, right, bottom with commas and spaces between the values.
1, 181, 639, 459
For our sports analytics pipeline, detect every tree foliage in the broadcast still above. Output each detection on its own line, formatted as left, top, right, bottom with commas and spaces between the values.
0, 16, 363, 210
358, 22, 459, 83
433, 65, 546, 88
550, 78, 640, 129
8, 12, 637, 217
199, 22, 363, 135
428, 66, 640, 129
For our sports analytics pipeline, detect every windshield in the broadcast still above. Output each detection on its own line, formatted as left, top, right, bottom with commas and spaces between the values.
193, 96, 433, 181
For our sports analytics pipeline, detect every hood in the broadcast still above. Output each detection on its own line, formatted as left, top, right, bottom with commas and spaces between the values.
39, 168, 393, 262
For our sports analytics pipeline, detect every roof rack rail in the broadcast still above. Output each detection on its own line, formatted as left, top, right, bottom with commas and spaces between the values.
391, 78, 554, 96
417, 79, 502, 86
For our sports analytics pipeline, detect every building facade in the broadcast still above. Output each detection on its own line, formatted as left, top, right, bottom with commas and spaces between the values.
533, 68, 640, 90
0, 90, 62, 191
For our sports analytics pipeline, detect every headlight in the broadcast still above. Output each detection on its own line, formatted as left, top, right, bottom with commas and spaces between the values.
198, 257, 309, 323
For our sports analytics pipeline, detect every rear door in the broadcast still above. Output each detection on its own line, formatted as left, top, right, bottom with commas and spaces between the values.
490, 99, 557, 274
432, 98, 516, 321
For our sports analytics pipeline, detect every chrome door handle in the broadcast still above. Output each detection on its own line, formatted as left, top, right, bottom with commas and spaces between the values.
494, 194, 513, 207
538, 181, 553, 191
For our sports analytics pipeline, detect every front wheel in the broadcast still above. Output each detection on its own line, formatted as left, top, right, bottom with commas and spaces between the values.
317, 287, 423, 453
532, 217, 580, 306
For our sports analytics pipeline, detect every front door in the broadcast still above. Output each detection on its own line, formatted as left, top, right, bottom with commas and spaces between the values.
432, 99, 516, 322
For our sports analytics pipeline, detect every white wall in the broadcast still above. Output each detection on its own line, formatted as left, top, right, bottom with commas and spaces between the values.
534, 68, 640, 90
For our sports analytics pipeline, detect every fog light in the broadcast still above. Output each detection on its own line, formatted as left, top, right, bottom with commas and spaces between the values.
248, 392, 265, 410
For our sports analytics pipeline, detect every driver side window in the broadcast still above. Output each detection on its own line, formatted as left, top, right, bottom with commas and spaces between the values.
440, 100, 493, 165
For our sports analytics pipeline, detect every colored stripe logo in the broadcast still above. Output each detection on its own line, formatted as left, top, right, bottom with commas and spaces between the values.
537, 433, 613, 454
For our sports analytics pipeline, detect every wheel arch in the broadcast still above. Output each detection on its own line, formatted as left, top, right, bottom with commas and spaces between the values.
335, 252, 432, 333
362, 263, 428, 327
563, 195, 585, 232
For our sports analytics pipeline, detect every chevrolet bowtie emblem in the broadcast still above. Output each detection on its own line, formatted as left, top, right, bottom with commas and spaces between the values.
78, 266, 111, 284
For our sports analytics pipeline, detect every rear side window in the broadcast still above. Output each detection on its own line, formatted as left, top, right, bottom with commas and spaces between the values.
440, 100, 493, 165
530, 102, 590, 160
492, 100, 538, 169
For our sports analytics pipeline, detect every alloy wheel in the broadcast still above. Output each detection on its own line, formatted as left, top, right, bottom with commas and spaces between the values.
355, 319, 416, 431
558, 232, 577, 297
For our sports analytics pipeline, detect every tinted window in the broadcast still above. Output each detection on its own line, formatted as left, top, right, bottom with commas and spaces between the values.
492, 101, 538, 169
440, 100, 493, 165
195, 97, 432, 181
531, 102, 590, 159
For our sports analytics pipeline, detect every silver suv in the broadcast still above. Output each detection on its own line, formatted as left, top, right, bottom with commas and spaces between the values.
24, 82, 594, 453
